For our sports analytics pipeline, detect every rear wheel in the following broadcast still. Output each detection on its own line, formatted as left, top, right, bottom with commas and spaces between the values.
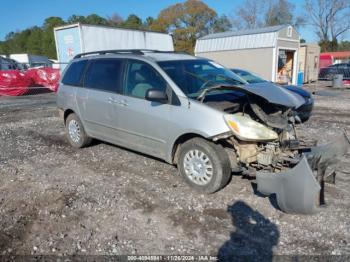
65, 113, 92, 148
178, 138, 231, 193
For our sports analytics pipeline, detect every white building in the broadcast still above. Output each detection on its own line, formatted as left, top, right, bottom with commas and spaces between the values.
195, 25, 300, 85
298, 43, 320, 83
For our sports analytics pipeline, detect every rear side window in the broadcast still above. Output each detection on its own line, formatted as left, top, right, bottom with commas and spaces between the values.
62, 60, 88, 86
84, 59, 123, 93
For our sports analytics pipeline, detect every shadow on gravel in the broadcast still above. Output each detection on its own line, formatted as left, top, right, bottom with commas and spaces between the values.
25, 87, 53, 96
251, 182, 281, 212
217, 201, 279, 262
313, 90, 340, 97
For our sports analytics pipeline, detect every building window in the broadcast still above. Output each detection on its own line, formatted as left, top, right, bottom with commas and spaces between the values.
287, 26, 293, 37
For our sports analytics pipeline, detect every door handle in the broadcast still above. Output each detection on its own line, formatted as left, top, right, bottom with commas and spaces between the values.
118, 99, 128, 106
108, 97, 118, 103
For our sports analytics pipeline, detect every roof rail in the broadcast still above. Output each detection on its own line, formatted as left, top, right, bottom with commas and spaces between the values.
73, 49, 188, 59
74, 49, 145, 59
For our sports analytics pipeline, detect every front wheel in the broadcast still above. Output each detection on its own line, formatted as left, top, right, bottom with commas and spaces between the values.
178, 138, 231, 193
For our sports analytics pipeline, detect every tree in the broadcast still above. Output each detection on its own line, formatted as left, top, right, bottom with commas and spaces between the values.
338, 40, 350, 51
145, 16, 155, 28
211, 15, 232, 33
264, 0, 304, 28
26, 27, 44, 55
0, 41, 7, 55
107, 13, 124, 27
84, 14, 108, 25
122, 14, 143, 29
150, 0, 222, 53
42, 17, 65, 58
67, 15, 87, 24
232, 0, 304, 30
43, 17, 65, 30
305, 0, 350, 51
67, 14, 108, 26
265, 0, 292, 26
231, 0, 264, 30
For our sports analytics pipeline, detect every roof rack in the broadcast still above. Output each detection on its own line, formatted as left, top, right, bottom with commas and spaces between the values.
74, 49, 144, 59
73, 49, 188, 59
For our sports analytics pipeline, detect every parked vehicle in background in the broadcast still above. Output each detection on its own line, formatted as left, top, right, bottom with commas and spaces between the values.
0, 57, 26, 70
0, 56, 60, 96
318, 63, 350, 80
57, 50, 349, 214
231, 68, 314, 122
0, 57, 32, 96
9, 54, 53, 68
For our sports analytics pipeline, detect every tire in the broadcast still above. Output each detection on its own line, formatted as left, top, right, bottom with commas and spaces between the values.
177, 138, 231, 193
65, 113, 92, 148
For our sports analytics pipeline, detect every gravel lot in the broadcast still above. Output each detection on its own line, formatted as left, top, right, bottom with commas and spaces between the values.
0, 83, 349, 259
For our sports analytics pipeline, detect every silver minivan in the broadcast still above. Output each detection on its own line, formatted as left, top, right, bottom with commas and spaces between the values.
57, 50, 349, 214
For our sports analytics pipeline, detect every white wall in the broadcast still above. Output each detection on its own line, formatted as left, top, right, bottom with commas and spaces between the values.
197, 48, 274, 81
81, 25, 174, 52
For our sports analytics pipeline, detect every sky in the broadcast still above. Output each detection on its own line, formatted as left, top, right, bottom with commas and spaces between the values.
0, 0, 346, 42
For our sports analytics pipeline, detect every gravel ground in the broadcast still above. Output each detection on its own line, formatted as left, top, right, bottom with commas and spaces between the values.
0, 83, 349, 259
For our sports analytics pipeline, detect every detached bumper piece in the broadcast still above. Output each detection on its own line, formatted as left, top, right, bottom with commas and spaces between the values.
256, 132, 350, 214
257, 157, 320, 214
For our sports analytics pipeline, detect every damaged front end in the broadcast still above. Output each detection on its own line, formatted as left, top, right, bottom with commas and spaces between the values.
202, 84, 349, 214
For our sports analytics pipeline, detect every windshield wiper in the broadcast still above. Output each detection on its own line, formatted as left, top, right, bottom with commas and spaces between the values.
213, 73, 247, 85
184, 70, 207, 82
196, 83, 244, 102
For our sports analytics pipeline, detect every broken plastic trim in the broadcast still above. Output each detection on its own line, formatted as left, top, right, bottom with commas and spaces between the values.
256, 132, 350, 214
304, 131, 350, 170
303, 131, 350, 206
256, 156, 320, 214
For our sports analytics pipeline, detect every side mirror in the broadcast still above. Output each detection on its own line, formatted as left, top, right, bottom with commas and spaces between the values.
145, 89, 168, 103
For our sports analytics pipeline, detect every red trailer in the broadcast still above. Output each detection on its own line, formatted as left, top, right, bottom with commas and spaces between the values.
319, 54, 333, 69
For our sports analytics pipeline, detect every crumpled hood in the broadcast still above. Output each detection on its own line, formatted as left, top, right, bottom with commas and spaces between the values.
244, 82, 305, 108
283, 85, 311, 99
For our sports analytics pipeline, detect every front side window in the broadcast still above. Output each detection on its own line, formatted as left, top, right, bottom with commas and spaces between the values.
124, 60, 167, 99
84, 59, 123, 93
158, 60, 245, 98
62, 60, 88, 86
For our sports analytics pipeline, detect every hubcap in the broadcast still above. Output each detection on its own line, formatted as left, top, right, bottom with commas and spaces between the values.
183, 149, 213, 185
68, 120, 81, 143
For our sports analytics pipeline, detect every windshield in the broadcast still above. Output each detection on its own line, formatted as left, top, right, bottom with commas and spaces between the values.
231, 69, 267, 84
158, 60, 247, 98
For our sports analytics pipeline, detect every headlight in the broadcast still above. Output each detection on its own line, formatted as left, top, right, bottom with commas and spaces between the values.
224, 113, 278, 141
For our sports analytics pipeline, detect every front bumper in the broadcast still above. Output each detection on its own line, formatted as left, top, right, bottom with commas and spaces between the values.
256, 132, 350, 214
297, 99, 314, 122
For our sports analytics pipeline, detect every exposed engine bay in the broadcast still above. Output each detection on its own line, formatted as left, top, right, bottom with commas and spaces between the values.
204, 90, 301, 169
201, 85, 350, 214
